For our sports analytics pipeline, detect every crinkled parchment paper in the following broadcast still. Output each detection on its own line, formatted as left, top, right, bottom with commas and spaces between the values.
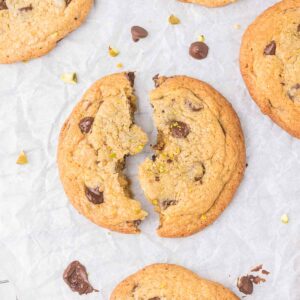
0, 0, 299, 299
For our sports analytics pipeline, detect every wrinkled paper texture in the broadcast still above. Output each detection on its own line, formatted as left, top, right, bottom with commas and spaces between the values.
0, 0, 299, 299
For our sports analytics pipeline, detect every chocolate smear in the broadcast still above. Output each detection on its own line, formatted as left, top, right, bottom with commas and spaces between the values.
237, 276, 253, 295
126, 72, 135, 87
131, 26, 148, 42
79, 117, 94, 134
63, 261, 98, 295
85, 186, 104, 204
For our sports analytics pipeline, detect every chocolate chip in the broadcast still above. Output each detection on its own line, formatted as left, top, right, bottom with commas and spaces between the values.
153, 74, 160, 87
287, 83, 300, 102
79, 117, 94, 134
0, 0, 7, 10
65, 0, 72, 5
19, 4, 33, 11
133, 220, 141, 227
237, 276, 253, 295
169, 120, 190, 138
155, 176, 160, 182
63, 261, 97, 295
126, 72, 135, 87
194, 176, 203, 182
131, 26, 148, 42
166, 159, 172, 163
160, 200, 177, 210
151, 155, 157, 162
148, 298, 160, 300
185, 99, 204, 111
264, 41, 276, 55
85, 186, 104, 205
189, 42, 209, 60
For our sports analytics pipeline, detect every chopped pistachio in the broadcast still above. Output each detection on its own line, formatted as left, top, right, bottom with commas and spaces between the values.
133, 144, 144, 154
109, 153, 117, 159
198, 35, 205, 42
16, 151, 28, 165
281, 214, 289, 224
60, 72, 78, 84
116, 63, 123, 68
168, 14, 180, 25
135, 209, 142, 214
152, 199, 158, 206
109, 46, 119, 57
160, 282, 167, 288
158, 164, 165, 173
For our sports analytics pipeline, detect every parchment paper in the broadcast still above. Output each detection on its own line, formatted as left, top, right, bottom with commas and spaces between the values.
0, 0, 299, 299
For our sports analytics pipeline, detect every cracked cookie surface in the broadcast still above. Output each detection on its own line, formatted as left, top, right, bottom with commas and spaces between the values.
240, 0, 300, 138
179, 0, 236, 7
110, 264, 239, 300
57, 72, 148, 234
139, 76, 245, 238
0, 0, 93, 63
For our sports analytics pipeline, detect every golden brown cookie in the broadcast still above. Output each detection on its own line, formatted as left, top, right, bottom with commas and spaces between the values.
179, 0, 237, 7
110, 264, 239, 300
240, 0, 300, 138
0, 0, 93, 63
57, 72, 148, 234
139, 76, 246, 238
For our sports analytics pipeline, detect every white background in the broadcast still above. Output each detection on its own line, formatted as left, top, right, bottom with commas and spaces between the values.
0, 0, 299, 299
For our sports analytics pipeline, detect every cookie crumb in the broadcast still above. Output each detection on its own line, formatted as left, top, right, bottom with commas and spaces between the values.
61, 72, 77, 84
116, 63, 123, 68
281, 214, 289, 224
16, 151, 28, 165
109, 46, 120, 57
234, 23, 241, 29
168, 14, 180, 25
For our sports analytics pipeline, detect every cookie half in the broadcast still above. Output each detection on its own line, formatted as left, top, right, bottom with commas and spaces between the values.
179, 0, 237, 7
240, 0, 300, 138
0, 0, 93, 63
139, 76, 245, 238
110, 264, 239, 299
57, 72, 148, 234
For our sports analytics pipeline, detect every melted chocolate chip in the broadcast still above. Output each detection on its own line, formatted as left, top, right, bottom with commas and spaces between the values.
19, 4, 33, 12
85, 186, 104, 204
0, 0, 7, 10
79, 117, 94, 134
169, 120, 190, 138
237, 276, 253, 295
287, 83, 300, 102
189, 42, 209, 60
131, 26, 148, 42
126, 72, 135, 87
63, 261, 97, 295
160, 200, 177, 210
185, 99, 204, 112
264, 41, 276, 55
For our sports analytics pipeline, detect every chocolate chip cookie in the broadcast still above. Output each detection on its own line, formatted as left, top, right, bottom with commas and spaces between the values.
179, 0, 236, 7
110, 264, 239, 299
57, 72, 148, 234
240, 0, 300, 138
139, 76, 245, 238
0, 0, 93, 63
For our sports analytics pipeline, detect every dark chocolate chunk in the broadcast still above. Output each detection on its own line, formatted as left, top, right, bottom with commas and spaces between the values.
79, 117, 94, 134
151, 155, 157, 162
63, 261, 97, 295
185, 99, 204, 112
169, 120, 190, 138
85, 186, 104, 205
126, 72, 135, 87
131, 26, 148, 42
160, 200, 177, 210
287, 83, 300, 102
189, 42, 209, 60
0, 0, 7, 10
264, 41, 276, 55
237, 276, 253, 295
19, 4, 33, 12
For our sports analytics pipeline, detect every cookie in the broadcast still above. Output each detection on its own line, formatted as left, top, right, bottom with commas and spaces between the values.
139, 76, 245, 238
179, 0, 237, 7
110, 264, 239, 300
57, 72, 148, 234
0, 0, 93, 63
240, 0, 300, 138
